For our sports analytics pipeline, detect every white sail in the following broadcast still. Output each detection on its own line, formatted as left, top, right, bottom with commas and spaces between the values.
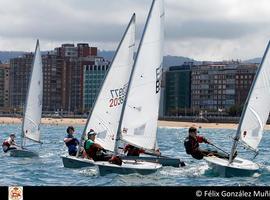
120, 0, 164, 150
83, 14, 136, 151
238, 42, 270, 150
22, 40, 43, 143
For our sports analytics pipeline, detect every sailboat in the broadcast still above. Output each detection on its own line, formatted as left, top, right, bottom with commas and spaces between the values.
61, 13, 137, 168
204, 41, 270, 177
95, 0, 164, 176
10, 40, 43, 157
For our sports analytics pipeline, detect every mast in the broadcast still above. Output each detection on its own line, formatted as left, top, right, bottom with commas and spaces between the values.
113, 0, 157, 154
229, 41, 270, 163
21, 39, 40, 148
76, 14, 136, 157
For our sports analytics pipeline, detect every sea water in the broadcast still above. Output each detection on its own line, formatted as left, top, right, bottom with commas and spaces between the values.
0, 124, 270, 186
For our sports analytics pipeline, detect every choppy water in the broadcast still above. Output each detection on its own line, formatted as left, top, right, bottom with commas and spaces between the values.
0, 124, 270, 186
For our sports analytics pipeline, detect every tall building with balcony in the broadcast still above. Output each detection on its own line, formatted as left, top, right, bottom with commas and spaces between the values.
9, 43, 106, 113
42, 53, 62, 112
83, 57, 110, 112
235, 63, 257, 106
164, 62, 192, 116
191, 61, 238, 113
56, 43, 99, 113
46, 43, 100, 113
9, 53, 34, 112
0, 63, 10, 110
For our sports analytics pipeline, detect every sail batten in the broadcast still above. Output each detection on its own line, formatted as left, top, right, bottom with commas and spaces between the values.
22, 40, 43, 144
120, 0, 164, 150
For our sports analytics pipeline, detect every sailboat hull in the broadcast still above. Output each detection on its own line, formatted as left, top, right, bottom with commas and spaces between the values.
9, 149, 39, 157
61, 155, 95, 168
204, 156, 259, 177
96, 160, 162, 176
123, 156, 183, 167
61, 154, 182, 168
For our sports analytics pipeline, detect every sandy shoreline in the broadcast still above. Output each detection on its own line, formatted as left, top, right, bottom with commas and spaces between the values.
0, 117, 87, 126
157, 120, 239, 130
159, 120, 270, 130
1, 116, 269, 130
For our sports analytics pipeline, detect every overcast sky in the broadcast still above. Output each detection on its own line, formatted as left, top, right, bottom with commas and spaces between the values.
1, 0, 270, 61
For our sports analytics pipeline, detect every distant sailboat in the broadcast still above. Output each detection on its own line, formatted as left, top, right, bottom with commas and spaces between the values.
10, 40, 43, 157
204, 41, 270, 177
61, 13, 136, 168
96, 0, 164, 175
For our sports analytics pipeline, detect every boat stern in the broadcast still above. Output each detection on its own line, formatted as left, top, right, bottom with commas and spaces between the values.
204, 156, 259, 177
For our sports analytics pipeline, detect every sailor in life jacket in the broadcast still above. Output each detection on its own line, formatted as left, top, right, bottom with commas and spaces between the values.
183, 126, 214, 160
84, 129, 111, 161
123, 144, 145, 156
64, 126, 79, 156
2, 133, 17, 153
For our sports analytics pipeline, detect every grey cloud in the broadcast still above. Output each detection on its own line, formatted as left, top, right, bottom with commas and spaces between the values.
0, 0, 147, 43
1, 0, 270, 60
166, 20, 268, 40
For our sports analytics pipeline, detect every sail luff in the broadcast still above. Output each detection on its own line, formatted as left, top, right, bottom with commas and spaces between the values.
22, 39, 42, 144
120, 0, 164, 150
115, 1, 156, 152
79, 14, 136, 153
229, 41, 270, 162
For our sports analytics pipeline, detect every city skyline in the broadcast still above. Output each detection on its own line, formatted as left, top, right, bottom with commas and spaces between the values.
1, 0, 270, 61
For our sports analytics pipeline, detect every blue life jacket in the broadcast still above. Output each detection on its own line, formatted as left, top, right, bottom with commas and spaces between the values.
65, 134, 79, 156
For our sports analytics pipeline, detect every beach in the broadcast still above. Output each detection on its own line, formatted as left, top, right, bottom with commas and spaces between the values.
157, 120, 239, 130
1, 116, 268, 130
0, 117, 87, 126
1, 116, 270, 130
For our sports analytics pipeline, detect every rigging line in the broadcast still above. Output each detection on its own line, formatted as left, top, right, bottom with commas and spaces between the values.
209, 143, 230, 156
229, 135, 258, 154
253, 150, 259, 160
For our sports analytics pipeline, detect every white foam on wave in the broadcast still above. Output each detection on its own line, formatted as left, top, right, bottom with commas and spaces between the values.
252, 172, 261, 178
40, 152, 54, 158
79, 168, 98, 176
260, 164, 270, 174
160, 163, 209, 177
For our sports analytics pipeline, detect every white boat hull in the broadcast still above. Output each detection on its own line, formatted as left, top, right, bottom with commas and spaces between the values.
61, 155, 95, 168
123, 156, 184, 167
61, 154, 183, 168
9, 149, 38, 157
204, 156, 259, 177
96, 160, 162, 176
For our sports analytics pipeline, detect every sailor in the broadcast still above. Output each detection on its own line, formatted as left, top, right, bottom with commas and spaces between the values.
123, 144, 145, 156
2, 133, 18, 153
84, 129, 111, 161
184, 126, 230, 160
64, 126, 79, 156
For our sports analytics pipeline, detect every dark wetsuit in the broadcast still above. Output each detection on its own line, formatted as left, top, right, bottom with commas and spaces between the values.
184, 135, 210, 160
124, 144, 145, 156
64, 134, 79, 156
184, 135, 230, 160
